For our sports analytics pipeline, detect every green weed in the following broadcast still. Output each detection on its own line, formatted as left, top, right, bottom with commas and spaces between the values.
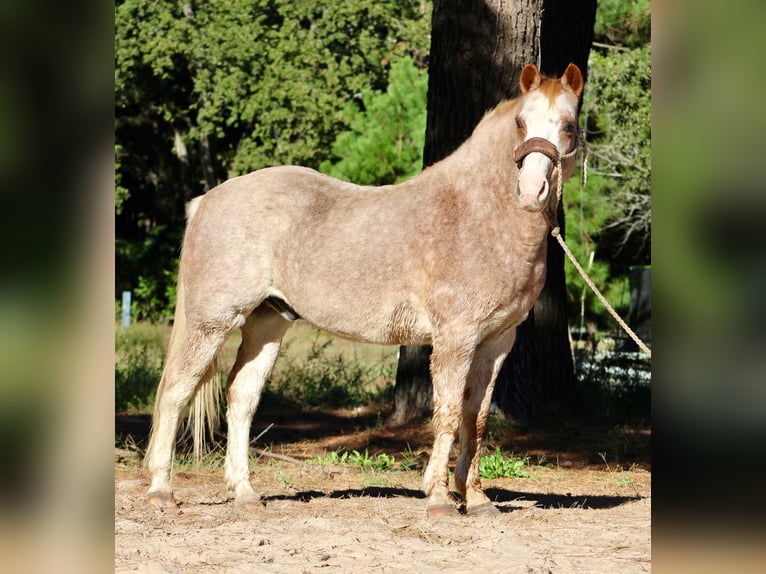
313, 450, 350, 467
398, 443, 421, 472
350, 449, 396, 471
598, 452, 640, 496
479, 448, 531, 479
312, 448, 396, 472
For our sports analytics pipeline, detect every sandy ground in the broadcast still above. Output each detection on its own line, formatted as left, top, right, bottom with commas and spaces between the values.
115, 413, 650, 573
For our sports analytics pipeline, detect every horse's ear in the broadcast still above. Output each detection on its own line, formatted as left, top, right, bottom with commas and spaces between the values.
519, 64, 541, 93
561, 63, 583, 97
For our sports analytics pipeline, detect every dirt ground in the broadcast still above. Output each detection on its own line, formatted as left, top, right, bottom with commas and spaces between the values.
115, 410, 651, 573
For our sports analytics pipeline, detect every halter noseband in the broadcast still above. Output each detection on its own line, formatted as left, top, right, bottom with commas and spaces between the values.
513, 137, 561, 169
513, 134, 580, 169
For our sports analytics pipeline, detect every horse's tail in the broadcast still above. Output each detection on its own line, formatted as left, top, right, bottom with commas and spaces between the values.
147, 195, 223, 465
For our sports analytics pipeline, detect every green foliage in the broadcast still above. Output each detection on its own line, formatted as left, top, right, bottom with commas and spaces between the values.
115, 323, 165, 412
264, 339, 393, 409
586, 45, 651, 266
564, 25, 650, 325
398, 443, 421, 472
320, 57, 427, 185
116, 225, 180, 321
115, 0, 431, 320
594, 0, 650, 48
349, 449, 397, 471
479, 448, 530, 480
313, 448, 397, 472
563, 174, 630, 327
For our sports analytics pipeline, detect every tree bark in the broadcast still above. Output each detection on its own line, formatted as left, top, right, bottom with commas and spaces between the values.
495, 0, 597, 421
388, 0, 596, 426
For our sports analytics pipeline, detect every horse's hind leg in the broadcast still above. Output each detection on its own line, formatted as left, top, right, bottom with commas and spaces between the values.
454, 328, 516, 517
223, 305, 291, 505
145, 323, 231, 508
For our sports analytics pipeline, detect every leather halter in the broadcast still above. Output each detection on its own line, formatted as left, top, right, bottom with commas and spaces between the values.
513, 137, 561, 169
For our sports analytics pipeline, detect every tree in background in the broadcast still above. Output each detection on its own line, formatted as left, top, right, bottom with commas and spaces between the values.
116, 0, 651, 365
562, 0, 651, 335
320, 57, 428, 186
115, 0, 430, 319
389, 0, 597, 426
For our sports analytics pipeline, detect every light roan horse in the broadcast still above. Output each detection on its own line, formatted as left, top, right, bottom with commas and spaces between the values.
144, 62, 584, 518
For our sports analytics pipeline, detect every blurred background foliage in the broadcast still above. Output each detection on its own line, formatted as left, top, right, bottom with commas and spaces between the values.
115, 0, 650, 329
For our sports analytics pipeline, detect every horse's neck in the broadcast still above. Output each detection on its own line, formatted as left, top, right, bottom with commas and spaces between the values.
411, 136, 549, 253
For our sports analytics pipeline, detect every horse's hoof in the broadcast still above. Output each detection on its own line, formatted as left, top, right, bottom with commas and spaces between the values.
234, 494, 265, 509
148, 491, 177, 509
467, 502, 501, 517
426, 503, 459, 519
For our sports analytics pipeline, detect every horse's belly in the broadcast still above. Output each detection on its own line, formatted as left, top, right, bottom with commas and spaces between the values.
291, 298, 434, 347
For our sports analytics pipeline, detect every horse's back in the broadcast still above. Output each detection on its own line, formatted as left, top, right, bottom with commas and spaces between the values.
180, 166, 434, 343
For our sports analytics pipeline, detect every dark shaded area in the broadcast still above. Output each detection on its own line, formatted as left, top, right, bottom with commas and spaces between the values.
115, 408, 650, 471
486, 488, 640, 511
261, 486, 638, 513
622, 266, 651, 350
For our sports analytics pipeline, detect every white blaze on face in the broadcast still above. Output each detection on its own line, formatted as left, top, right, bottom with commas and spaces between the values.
516, 89, 579, 211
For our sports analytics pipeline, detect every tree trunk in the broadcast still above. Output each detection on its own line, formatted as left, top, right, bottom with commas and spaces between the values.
388, 0, 596, 426
494, 0, 596, 421
387, 345, 433, 427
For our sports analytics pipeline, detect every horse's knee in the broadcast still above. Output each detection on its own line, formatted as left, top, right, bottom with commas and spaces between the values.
432, 403, 462, 437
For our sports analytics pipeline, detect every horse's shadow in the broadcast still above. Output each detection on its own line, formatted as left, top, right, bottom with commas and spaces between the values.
263, 486, 640, 512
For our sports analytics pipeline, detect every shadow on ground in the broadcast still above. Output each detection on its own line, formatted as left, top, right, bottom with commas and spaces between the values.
260, 485, 639, 512
116, 407, 650, 471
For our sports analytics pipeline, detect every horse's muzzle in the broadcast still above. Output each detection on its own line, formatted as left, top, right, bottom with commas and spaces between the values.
514, 137, 559, 212
516, 179, 549, 212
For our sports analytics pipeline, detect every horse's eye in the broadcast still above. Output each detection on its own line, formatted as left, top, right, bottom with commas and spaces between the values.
563, 121, 576, 134
515, 117, 524, 130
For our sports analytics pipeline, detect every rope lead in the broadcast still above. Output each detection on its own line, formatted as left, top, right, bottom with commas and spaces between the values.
549, 131, 651, 358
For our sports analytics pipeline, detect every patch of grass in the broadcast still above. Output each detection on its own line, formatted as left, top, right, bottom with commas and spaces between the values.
351, 449, 396, 471
173, 442, 226, 470
277, 472, 296, 489
365, 475, 395, 487
479, 448, 531, 479
264, 339, 395, 410
598, 452, 640, 497
115, 322, 165, 413
485, 415, 527, 446
398, 443, 421, 472
313, 450, 351, 467
115, 322, 397, 415
312, 448, 397, 472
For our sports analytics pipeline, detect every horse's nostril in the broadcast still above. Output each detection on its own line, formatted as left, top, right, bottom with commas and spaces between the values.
538, 180, 548, 199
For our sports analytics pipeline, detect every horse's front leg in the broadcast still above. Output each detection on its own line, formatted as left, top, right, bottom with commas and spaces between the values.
422, 333, 476, 518
455, 328, 517, 517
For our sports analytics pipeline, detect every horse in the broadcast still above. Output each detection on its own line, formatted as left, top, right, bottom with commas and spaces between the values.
144, 62, 584, 518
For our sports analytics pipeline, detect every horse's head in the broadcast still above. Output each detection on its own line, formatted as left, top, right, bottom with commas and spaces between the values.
513, 63, 583, 212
